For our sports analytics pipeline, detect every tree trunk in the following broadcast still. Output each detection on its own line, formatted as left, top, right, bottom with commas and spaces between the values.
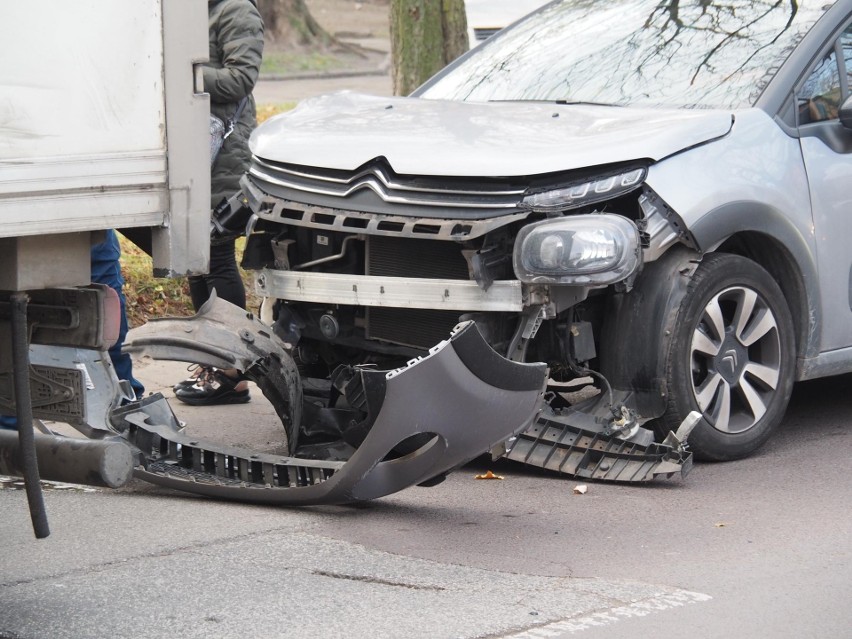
390, 0, 468, 96
257, 0, 335, 48
441, 0, 468, 64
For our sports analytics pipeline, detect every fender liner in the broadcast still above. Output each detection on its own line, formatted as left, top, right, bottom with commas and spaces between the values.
598, 246, 699, 420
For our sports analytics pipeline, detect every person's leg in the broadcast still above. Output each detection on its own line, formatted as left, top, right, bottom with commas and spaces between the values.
91, 230, 145, 399
188, 274, 210, 313
175, 238, 249, 404
192, 238, 246, 311
109, 289, 144, 399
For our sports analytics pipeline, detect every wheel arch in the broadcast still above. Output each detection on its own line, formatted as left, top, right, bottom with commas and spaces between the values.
599, 201, 815, 420
689, 201, 818, 366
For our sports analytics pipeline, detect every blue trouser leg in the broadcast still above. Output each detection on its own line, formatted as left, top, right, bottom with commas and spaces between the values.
90, 230, 145, 399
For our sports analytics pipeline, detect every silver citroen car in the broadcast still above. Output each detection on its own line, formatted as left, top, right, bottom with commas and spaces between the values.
239, 0, 852, 470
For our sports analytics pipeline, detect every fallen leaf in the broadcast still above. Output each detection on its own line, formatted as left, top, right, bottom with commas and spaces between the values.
573, 484, 588, 494
475, 470, 504, 480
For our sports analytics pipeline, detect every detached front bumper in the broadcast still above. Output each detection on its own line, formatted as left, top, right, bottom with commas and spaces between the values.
123, 296, 548, 504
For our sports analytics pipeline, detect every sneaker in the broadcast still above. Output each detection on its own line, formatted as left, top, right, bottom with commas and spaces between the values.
174, 369, 250, 406
172, 364, 213, 393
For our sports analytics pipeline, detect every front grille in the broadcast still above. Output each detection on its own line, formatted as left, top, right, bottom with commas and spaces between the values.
254, 193, 530, 240
250, 157, 525, 214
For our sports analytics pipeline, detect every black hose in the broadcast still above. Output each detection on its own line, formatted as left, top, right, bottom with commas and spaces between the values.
10, 293, 50, 539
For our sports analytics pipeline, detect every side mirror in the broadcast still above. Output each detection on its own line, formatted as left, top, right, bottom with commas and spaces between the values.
840, 94, 852, 129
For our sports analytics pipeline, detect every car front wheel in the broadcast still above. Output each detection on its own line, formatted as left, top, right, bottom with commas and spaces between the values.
654, 253, 796, 461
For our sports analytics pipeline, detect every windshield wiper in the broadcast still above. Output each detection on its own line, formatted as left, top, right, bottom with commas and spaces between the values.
485, 99, 624, 107
555, 100, 623, 107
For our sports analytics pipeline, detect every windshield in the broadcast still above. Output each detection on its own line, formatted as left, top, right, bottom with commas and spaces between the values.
418, 0, 832, 109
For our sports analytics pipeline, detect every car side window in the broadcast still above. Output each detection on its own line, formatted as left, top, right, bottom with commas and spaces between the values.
798, 24, 852, 126
843, 27, 852, 94
799, 49, 841, 124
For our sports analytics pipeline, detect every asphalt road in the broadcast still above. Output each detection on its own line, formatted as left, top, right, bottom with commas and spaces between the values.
1, 355, 849, 638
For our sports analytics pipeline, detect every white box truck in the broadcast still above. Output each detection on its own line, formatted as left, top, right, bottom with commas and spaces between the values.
0, 0, 210, 285
0, 0, 209, 535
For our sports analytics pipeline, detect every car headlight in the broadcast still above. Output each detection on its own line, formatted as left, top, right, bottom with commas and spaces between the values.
513, 214, 641, 285
521, 168, 646, 212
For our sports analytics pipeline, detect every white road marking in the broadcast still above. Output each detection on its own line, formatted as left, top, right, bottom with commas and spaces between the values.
508, 589, 713, 637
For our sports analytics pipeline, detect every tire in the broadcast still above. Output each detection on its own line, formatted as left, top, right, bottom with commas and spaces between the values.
653, 253, 796, 461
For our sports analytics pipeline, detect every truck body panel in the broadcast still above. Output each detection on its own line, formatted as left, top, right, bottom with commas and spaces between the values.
0, 0, 210, 281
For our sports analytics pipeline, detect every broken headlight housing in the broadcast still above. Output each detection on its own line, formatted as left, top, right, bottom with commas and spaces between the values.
513, 214, 641, 285
521, 167, 646, 212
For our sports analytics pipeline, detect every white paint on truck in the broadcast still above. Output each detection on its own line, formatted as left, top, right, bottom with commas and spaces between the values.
0, 0, 210, 284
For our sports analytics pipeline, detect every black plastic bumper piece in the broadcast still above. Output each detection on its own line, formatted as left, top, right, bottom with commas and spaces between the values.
120, 320, 547, 505
506, 414, 693, 482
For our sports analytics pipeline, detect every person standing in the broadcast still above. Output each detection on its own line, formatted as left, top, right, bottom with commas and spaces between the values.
173, 0, 264, 406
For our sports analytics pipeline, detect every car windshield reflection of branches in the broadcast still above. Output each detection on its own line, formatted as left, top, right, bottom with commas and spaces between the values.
640, 0, 799, 97
420, 0, 827, 109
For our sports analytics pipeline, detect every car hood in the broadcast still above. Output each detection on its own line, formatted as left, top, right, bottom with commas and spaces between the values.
250, 92, 734, 177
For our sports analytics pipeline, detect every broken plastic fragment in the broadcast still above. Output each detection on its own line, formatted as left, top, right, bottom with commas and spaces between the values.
573, 484, 588, 494
475, 470, 504, 480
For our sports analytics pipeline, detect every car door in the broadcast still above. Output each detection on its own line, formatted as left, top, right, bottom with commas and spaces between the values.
798, 22, 852, 352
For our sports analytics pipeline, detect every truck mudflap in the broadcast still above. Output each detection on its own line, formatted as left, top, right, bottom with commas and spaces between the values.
123, 297, 548, 504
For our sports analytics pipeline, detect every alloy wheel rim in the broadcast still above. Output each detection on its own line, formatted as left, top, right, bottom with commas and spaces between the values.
689, 285, 782, 434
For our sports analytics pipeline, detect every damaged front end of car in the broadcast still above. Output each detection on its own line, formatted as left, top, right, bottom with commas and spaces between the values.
223, 149, 698, 485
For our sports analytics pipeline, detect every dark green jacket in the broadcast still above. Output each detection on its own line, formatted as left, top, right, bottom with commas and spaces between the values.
205, 0, 264, 207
